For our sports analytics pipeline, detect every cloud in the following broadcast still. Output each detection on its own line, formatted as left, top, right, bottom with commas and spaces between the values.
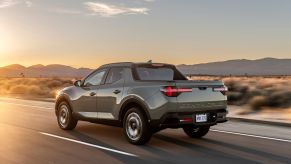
25, 0, 32, 7
0, 0, 32, 8
0, 0, 18, 8
84, 2, 149, 17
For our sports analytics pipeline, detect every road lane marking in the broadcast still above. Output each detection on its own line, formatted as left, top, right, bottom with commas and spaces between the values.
39, 132, 138, 157
211, 129, 291, 143
0, 101, 53, 110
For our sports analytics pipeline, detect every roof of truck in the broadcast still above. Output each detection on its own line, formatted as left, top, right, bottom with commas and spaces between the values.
99, 62, 133, 68
99, 62, 174, 68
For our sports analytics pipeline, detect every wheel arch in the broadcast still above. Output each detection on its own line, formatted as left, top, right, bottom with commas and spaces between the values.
55, 94, 73, 116
119, 97, 151, 123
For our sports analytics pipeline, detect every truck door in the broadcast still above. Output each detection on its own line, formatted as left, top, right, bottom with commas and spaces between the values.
96, 67, 125, 120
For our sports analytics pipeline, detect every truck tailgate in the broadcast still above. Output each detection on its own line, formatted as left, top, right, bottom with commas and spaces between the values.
175, 80, 227, 112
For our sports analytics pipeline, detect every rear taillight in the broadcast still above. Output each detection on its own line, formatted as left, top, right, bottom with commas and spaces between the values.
160, 86, 192, 97
213, 86, 228, 95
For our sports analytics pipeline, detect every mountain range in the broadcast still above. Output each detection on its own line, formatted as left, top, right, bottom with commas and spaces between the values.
177, 58, 291, 75
0, 64, 92, 78
0, 58, 290, 77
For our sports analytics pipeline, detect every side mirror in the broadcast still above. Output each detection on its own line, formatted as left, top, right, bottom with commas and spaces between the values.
74, 80, 82, 87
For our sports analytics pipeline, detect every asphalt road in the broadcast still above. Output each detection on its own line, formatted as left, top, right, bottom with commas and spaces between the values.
0, 98, 290, 164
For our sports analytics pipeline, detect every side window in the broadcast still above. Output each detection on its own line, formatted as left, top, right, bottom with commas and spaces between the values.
83, 69, 107, 87
105, 67, 124, 84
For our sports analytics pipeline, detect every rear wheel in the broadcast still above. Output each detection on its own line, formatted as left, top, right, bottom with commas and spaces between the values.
57, 101, 78, 130
123, 108, 152, 145
183, 126, 210, 138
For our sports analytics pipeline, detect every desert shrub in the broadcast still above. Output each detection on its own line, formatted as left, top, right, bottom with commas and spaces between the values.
46, 80, 63, 88
227, 91, 243, 103
0, 78, 74, 98
27, 85, 50, 96
267, 90, 291, 108
9, 85, 28, 94
249, 96, 267, 110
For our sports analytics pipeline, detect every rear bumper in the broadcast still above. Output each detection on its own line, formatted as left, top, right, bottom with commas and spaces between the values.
150, 109, 227, 131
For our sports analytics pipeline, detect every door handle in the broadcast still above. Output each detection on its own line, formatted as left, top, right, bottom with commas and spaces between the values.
90, 92, 96, 96
113, 90, 121, 94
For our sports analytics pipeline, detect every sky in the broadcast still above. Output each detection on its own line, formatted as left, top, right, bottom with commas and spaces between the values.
0, 0, 291, 68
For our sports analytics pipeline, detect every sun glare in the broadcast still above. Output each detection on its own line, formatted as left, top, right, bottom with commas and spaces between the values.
0, 25, 15, 67
0, 27, 13, 54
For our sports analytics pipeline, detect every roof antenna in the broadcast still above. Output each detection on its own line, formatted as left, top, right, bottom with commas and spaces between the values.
147, 60, 152, 63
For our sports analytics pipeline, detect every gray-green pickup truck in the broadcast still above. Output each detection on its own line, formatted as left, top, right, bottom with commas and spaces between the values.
55, 62, 228, 145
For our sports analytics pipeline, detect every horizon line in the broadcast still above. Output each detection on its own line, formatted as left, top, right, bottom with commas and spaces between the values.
1, 57, 290, 69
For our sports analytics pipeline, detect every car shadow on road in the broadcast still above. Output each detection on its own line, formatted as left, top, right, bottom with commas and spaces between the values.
153, 134, 289, 164
149, 134, 256, 164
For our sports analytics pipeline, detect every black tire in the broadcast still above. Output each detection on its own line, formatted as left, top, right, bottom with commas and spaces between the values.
57, 101, 78, 130
123, 107, 152, 145
183, 126, 210, 138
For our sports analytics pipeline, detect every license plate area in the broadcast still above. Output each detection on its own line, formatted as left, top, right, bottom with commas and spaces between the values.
195, 114, 207, 123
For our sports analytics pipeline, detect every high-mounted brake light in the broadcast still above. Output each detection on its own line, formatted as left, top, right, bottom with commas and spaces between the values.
213, 86, 228, 95
151, 63, 164, 67
160, 86, 192, 97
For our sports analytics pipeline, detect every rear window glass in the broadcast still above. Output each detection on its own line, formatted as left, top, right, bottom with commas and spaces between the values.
134, 64, 187, 81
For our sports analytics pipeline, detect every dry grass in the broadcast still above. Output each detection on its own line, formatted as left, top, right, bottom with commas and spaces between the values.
190, 76, 291, 110
0, 78, 74, 98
